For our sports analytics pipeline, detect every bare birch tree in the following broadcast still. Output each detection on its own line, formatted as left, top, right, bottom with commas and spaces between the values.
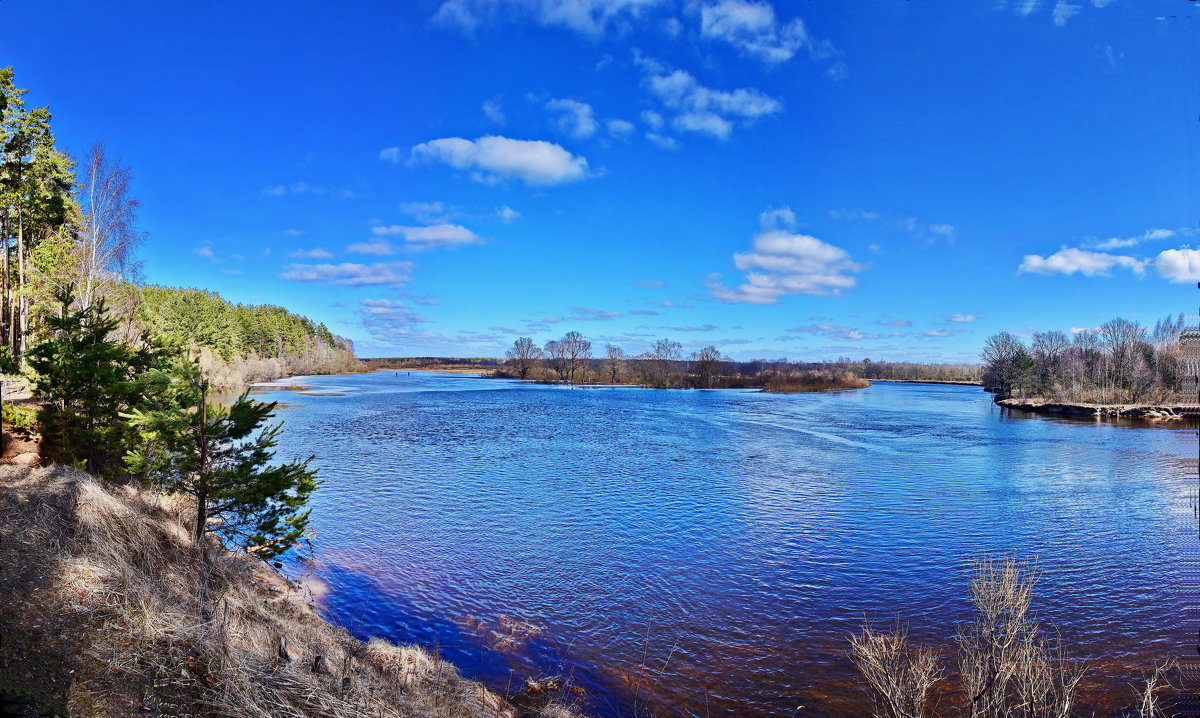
78, 142, 144, 311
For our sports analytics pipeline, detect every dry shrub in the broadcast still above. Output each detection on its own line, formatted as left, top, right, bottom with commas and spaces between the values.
763, 369, 870, 393
849, 556, 1169, 718
14, 466, 577, 718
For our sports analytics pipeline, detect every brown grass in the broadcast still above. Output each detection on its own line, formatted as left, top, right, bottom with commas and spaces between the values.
0, 465, 580, 718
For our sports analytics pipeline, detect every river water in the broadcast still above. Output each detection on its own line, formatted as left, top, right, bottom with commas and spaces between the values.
267, 371, 1193, 716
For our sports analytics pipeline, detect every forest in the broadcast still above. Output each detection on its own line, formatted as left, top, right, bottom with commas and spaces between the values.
979, 315, 1191, 404
0, 67, 356, 386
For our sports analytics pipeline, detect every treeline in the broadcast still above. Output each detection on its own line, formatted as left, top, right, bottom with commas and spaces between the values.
495, 331, 872, 391
137, 286, 358, 387
0, 67, 355, 386
980, 315, 1188, 404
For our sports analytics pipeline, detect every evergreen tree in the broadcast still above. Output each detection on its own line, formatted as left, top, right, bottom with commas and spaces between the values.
26, 285, 154, 474
125, 358, 319, 559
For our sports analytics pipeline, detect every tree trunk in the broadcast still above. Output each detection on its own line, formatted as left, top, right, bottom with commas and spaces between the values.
15, 207, 24, 362
195, 382, 210, 544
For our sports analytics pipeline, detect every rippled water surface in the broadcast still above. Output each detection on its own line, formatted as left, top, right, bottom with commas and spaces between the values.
268, 371, 1192, 716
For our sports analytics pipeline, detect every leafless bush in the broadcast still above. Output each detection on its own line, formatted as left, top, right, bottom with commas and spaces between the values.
849, 620, 943, 718
851, 557, 1089, 718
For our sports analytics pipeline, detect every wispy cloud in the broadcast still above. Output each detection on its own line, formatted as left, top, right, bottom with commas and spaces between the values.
289, 247, 334, 259
788, 323, 881, 341
698, 0, 832, 66
948, 314, 977, 323
637, 54, 782, 140
281, 261, 415, 288
545, 97, 598, 138
482, 98, 506, 124
358, 224, 485, 252
495, 205, 521, 222
405, 135, 590, 185
431, 0, 667, 36
829, 209, 955, 243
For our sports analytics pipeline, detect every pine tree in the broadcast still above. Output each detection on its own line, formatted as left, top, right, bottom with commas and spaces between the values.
125, 357, 319, 559
26, 285, 153, 474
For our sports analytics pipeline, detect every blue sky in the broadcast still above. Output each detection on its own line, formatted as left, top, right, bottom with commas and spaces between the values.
2, 0, 1196, 360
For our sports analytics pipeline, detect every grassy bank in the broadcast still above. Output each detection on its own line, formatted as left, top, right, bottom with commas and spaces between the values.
0, 465, 577, 718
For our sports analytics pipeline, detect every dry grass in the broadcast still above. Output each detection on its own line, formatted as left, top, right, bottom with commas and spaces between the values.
0, 465, 580, 718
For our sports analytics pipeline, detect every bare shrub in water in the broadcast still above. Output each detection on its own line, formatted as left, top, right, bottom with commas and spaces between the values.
850, 557, 1107, 718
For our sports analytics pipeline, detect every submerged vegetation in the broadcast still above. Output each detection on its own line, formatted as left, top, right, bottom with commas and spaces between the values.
849, 557, 1171, 717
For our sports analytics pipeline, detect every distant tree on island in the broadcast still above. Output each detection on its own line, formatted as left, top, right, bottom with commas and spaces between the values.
980, 315, 1186, 404
487, 330, 970, 392
505, 336, 543, 379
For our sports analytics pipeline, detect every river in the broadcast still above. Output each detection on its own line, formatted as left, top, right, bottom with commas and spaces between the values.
267, 371, 1192, 716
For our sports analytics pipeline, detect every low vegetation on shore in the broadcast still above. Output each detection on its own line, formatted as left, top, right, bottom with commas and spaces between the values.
980, 315, 1190, 408
0, 465, 576, 718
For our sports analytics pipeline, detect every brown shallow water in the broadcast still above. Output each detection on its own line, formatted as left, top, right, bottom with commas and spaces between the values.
270, 372, 1194, 716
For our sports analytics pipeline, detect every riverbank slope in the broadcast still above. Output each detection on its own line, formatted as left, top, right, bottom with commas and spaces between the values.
997, 397, 1196, 420
0, 465, 577, 717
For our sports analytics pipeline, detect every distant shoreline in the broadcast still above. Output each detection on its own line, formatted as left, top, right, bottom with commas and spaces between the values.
868, 378, 982, 386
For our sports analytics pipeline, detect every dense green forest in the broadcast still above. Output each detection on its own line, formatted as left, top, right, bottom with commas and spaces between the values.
0, 67, 355, 385
136, 286, 358, 386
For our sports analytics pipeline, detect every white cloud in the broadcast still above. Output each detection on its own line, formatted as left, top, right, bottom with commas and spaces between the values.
1052, 0, 1081, 25
1013, 0, 1042, 16
709, 209, 864, 304
698, 0, 812, 64
398, 200, 451, 224
640, 62, 782, 140
645, 132, 680, 150
359, 299, 429, 342
788, 323, 881, 341
359, 223, 484, 251
1153, 248, 1200, 283
641, 109, 665, 130
261, 185, 286, 197
948, 314, 977, 323
545, 98, 598, 138
495, 205, 521, 222
431, 0, 666, 36
1018, 247, 1145, 276
346, 239, 397, 256
482, 99, 506, 124
605, 118, 636, 138
280, 228, 306, 237
1093, 227, 1179, 250
289, 248, 334, 259
409, 135, 589, 185
281, 261, 415, 288
379, 147, 403, 164
759, 207, 797, 231
192, 246, 215, 259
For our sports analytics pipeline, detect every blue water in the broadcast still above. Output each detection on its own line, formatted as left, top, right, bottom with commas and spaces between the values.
265, 371, 1193, 716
